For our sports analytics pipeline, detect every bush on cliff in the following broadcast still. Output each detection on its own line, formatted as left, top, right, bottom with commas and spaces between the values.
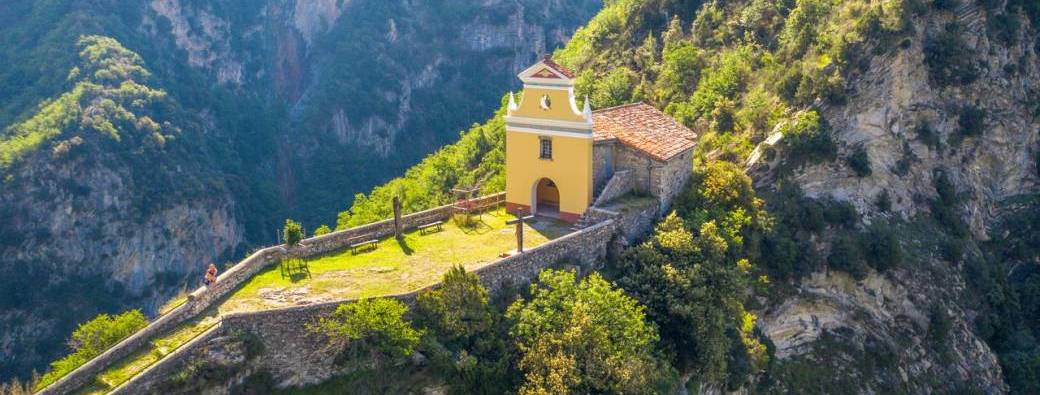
36, 310, 148, 389
507, 269, 665, 394
415, 266, 515, 394
311, 298, 422, 369
313, 224, 332, 236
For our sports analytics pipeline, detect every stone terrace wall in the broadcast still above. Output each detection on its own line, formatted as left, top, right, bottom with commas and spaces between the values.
301, 193, 504, 256
119, 219, 618, 392
592, 170, 634, 207
39, 193, 504, 395
108, 325, 224, 395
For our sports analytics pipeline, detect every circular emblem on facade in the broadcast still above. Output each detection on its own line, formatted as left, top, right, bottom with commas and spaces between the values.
539, 94, 552, 110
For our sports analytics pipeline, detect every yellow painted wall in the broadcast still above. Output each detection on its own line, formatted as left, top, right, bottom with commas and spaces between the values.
510, 87, 586, 123
505, 130, 593, 216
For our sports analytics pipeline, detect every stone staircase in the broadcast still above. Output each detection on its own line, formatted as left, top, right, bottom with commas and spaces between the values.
570, 212, 598, 231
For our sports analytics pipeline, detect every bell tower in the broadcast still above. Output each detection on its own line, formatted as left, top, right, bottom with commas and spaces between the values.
504, 55, 594, 223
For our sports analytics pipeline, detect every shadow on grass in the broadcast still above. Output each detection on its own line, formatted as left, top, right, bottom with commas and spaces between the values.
457, 219, 494, 235
280, 258, 311, 282
396, 237, 414, 255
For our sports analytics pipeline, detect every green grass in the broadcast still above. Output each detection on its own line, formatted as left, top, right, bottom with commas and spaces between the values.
76, 311, 220, 395
82, 209, 571, 393
219, 209, 570, 313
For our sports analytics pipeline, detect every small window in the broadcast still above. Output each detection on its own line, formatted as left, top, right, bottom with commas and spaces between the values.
539, 137, 552, 160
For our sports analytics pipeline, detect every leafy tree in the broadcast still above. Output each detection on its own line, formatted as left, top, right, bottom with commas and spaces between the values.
655, 42, 704, 104
415, 266, 515, 394
416, 266, 493, 342
507, 270, 661, 394
37, 310, 148, 389
674, 161, 769, 250
283, 219, 303, 246
311, 298, 422, 368
616, 216, 755, 382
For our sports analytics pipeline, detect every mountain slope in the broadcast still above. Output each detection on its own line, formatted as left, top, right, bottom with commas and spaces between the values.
0, 35, 243, 383
0, 0, 601, 382
331, 0, 1040, 392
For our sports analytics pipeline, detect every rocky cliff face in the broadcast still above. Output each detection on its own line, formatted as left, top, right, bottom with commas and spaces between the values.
138, 0, 601, 225
778, 2, 1039, 236
752, 3, 1039, 392
0, 146, 244, 377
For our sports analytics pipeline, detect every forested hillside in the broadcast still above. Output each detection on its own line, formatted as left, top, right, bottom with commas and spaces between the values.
330, 0, 1040, 392
0, 0, 601, 382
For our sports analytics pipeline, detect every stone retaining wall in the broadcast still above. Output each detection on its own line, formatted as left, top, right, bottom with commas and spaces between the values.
108, 324, 224, 395
119, 218, 618, 392
592, 170, 634, 207
39, 193, 504, 395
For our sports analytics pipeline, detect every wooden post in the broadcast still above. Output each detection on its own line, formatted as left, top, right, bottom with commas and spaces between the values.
393, 196, 402, 240
506, 215, 535, 253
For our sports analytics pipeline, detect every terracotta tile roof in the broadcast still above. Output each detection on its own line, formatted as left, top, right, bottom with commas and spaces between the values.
592, 102, 698, 161
540, 55, 575, 79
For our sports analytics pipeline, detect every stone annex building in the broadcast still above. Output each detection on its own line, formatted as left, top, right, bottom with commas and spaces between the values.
504, 56, 698, 222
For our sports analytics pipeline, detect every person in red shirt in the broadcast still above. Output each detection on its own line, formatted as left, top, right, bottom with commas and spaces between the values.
204, 263, 218, 286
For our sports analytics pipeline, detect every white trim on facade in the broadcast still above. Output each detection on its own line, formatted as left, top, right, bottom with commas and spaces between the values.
506, 125, 595, 139
505, 115, 593, 131
521, 80, 574, 89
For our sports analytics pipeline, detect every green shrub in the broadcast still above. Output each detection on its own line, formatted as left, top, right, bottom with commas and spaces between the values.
828, 234, 868, 280
914, 121, 941, 151
823, 200, 859, 229
508, 270, 662, 393
283, 219, 303, 246
847, 146, 872, 177
928, 304, 952, 345
780, 110, 837, 166
931, 171, 969, 238
313, 224, 331, 236
311, 298, 422, 367
923, 23, 978, 86
957, 105, 986, 139
37, 310, 148, 389
875, 189, 892, 212
864, 224, 903, 272
415, 266, 492, 342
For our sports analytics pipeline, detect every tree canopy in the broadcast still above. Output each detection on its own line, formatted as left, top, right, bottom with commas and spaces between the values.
507, 269, 662, 394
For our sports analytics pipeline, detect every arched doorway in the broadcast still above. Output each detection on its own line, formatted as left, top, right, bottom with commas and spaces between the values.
532, 178, 560, 217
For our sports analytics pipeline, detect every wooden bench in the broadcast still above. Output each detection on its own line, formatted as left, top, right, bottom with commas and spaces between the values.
418, 221, 444, 235
350, 239, 378, 254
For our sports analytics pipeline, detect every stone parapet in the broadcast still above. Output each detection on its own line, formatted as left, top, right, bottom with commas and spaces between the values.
118, 217, 617, 392
39, 193, 504, 395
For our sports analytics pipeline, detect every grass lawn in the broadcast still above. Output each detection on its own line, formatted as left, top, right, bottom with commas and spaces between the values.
83, 209, 571, 393
218, 209, 571, 313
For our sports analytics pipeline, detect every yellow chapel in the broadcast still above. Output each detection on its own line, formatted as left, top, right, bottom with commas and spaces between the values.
504, 55, 594, 222
505, 56, 699, 223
